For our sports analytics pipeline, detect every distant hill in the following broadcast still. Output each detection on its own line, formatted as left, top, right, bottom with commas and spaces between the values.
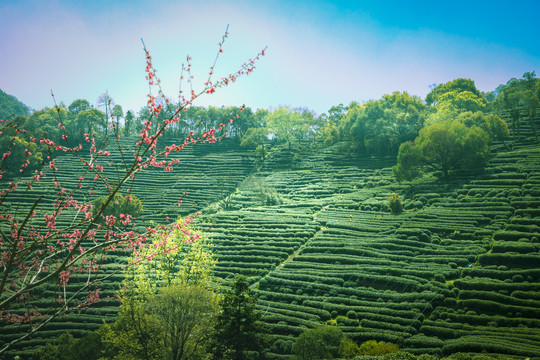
0, 89, 31, 120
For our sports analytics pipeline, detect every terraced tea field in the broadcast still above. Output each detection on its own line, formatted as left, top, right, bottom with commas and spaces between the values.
194, 137, 540, 358
0, 138, 258, 356
2, 121, 540, 358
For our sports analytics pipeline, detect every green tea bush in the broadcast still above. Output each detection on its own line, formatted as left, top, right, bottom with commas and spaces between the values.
388, 194, 404, 214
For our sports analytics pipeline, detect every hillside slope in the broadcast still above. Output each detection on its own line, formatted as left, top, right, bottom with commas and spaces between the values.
196, 131, 540, 358
1, 119, 539, 359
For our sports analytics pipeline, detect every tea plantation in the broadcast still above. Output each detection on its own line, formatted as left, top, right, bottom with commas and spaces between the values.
194, 125, 540, 357
1, 118, 540, 359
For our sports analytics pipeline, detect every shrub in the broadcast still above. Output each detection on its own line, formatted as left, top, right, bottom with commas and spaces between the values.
346, 310, 358, 319
359, 339, 399, 356
388, 194, 404, 214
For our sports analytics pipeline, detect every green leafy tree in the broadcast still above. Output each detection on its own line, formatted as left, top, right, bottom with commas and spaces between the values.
74, 108, 106, 136
67, 99, 91, 115
456, 111, 509, 149
98, 301, 163, 360
24, 107, 68, 142
0, 119, 44, 179
430, 90, 487, 123
124, 110, 135, 135
292, 326, 355, 360
241, 127, 269, 160
316, 103, 349, 147
494, 72, 539, 140
393, 120, 489, 180
91, 193, 143, 225
419, 120, 489, 177
266, 106, 315, 150
394, 140, 425, 182
209, 275, 269, 360
388, 193, 404, 214
111, 104, 124, 129
240, 108, 270, 160
337, 93, 426, 155
100, 217, 217, 360
32, 332, 102, 360
338, 103, 368, 153
425, 78, 483, 106
148, 285, 218, 360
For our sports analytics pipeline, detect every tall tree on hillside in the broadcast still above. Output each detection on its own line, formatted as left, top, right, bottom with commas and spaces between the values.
337, 92, 427, 155
68, 99, 92, 115
75, 108, 106, 137
209, 275, 268, 360
124, 110, 135, 136
111, 104, 124, 129
425, 78, 483, 106
99, 217, 218, 360
494, 72, 538, 141
266, 106, 314, 150
393, 119, 490, 181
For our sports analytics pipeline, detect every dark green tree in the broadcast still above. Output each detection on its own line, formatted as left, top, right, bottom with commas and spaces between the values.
112, 104, 124, 129
393, 120, 489, 180
124, 110, 135, 136
32, 332, 103, 360
292, 326, 355, 360
74, 108, 106, 137
209, 275, 268, 360
337, 92, 427, 155
91, 193, 143, 225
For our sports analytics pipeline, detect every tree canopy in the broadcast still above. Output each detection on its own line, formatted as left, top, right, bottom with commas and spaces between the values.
209, 275, 269, 360
0, 89, 30, 120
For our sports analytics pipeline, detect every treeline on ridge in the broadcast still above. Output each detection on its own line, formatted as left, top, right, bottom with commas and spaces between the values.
1, 72, 539, 182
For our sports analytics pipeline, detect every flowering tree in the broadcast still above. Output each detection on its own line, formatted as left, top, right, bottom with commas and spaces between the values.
0, 26, 265, 354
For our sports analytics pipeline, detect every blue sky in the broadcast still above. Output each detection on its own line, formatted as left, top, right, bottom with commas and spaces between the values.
1, 0, 539, 116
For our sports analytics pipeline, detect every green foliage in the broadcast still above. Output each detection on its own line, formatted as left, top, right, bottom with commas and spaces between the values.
425, 78, 483, 106
0, 125, 44, 178
25, 107, 67, 141
101, 216, 218, 360
292, 326, 349, 360
91, 193, 143, 222
494, 71, 539, 139
338, 92, 427, 155
388, 193, 404, 214
265, 106, 316, 149
0, 89, 30, 120
393, 119, 489, 180
209, 275, 269, 360
123, 216, 215, 297
359, 339, 399, 356
68, 99, 91, 115
151, 285, 218, 360
31, 332, 102, 360
73, 108, 106, 137
101, 284, 218, 360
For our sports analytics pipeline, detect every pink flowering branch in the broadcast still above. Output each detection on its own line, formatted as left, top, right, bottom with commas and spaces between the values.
0, 26, 265, 354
